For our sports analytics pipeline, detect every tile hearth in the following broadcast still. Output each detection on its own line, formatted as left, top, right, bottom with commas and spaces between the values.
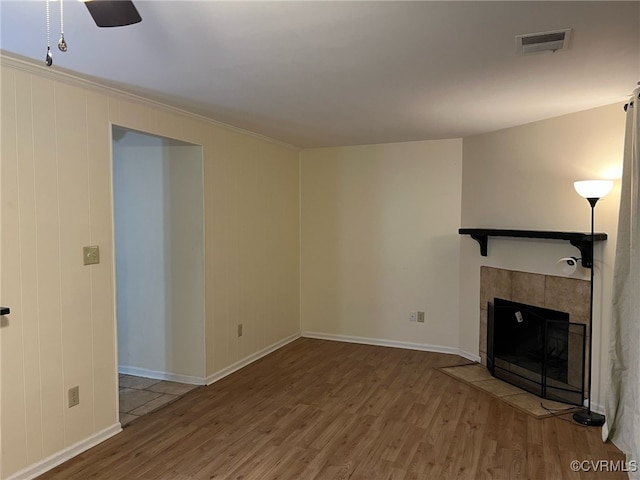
440, 364, 582, 419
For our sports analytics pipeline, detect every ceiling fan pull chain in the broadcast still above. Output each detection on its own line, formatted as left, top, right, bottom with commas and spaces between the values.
58, 0, 67, 52
45, 0, 52, 66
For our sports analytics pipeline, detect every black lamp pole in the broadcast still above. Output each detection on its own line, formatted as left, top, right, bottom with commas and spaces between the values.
572, 197, 606, 427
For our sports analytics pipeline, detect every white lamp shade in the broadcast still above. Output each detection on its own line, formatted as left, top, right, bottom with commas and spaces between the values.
574, 180, 614, 199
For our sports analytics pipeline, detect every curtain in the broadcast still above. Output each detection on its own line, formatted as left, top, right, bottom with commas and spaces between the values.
603, 87, 640, 479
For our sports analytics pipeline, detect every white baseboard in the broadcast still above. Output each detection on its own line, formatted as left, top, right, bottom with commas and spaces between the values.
206, 332, 301, 385
118, 366, 206, 385
5, 423, 122, 480
587, 400, 605, 415
302, 331, 481, 363
457, 349, 482, 363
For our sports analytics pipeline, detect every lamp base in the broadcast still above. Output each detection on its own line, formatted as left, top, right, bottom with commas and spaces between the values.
572, 410, 605, 427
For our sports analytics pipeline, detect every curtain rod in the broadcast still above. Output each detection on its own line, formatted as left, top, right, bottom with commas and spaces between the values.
624, 87, 640, 111
623, 94, 638, 111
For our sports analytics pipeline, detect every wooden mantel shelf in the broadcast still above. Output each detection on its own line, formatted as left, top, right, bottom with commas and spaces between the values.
458, 228, 607, 268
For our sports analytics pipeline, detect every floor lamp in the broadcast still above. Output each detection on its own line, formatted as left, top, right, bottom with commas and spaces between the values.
572, 179, 613, 427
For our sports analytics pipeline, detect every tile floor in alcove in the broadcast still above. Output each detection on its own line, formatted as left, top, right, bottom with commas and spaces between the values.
119, 374, 200, 426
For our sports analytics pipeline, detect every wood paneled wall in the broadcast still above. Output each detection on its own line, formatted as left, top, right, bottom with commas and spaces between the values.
1, 58, 300, 479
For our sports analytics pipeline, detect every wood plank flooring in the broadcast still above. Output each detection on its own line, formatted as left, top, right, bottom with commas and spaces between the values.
37, 338, 628, 480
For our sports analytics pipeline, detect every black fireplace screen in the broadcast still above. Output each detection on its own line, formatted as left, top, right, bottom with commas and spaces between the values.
487, 298, 586, 405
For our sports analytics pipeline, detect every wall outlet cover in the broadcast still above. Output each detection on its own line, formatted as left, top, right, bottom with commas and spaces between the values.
68, 386, 80, 408
83, 245, 100, 265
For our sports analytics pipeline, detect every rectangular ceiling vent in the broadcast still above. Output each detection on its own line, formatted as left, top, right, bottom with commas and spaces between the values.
516, 28, 572, 55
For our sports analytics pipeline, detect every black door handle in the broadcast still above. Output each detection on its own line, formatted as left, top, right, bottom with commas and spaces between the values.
0, 307, 10, 315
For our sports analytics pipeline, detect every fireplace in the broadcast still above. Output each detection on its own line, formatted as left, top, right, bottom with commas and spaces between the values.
488, 298, 585, 405
479, 267, 591, 405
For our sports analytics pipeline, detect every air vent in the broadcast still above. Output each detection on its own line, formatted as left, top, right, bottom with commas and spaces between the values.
516, 28, 572, 55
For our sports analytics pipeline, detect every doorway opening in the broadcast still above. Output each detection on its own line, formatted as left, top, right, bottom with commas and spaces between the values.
112, 126, 205, 425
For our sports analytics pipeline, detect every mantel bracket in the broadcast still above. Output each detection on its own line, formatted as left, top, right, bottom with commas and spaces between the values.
569, 240, 593, 268
469, 234, 488, 257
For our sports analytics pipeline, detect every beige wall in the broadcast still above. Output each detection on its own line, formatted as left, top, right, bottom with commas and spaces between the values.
0, 58, 300, 479
459, 103, 626, 408
2, 65, 118, 478
300, 140, 463, 349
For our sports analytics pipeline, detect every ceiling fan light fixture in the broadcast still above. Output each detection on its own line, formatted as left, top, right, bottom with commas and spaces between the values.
84, 0, 142, 28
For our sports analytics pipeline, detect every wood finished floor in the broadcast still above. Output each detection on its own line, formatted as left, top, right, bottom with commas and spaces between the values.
37, 338, 627, 480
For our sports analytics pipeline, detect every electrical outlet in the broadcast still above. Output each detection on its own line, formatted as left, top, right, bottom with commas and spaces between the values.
409, 311, 417, 322
417, 311, 425, 323
68, 386, 80, 408
237, 323, 243, 337
83, 245, 100, 265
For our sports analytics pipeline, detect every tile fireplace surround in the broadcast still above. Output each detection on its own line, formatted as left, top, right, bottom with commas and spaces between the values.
479, 266, 591, 397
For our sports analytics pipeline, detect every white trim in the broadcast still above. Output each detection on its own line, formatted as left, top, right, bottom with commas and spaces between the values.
5, 424, 121, 480
0, 52, 299, 151
582, 399, 605, 415
118, 366, 206, 386
206, 333, 301, 385
302, 331, 481, 362
457, 349, 482, 363
591, 401, 605, 415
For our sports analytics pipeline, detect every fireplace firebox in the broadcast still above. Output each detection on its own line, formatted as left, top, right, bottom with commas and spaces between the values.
487, 298, 586, 405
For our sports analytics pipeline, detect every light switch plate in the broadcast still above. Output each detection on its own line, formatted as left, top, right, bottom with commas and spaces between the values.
83, 245, 100, 265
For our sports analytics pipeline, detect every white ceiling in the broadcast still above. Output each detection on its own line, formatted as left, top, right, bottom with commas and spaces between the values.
1, 1, 638, 148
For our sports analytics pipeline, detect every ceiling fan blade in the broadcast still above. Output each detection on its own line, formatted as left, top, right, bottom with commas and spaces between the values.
84, 0, 142, 28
